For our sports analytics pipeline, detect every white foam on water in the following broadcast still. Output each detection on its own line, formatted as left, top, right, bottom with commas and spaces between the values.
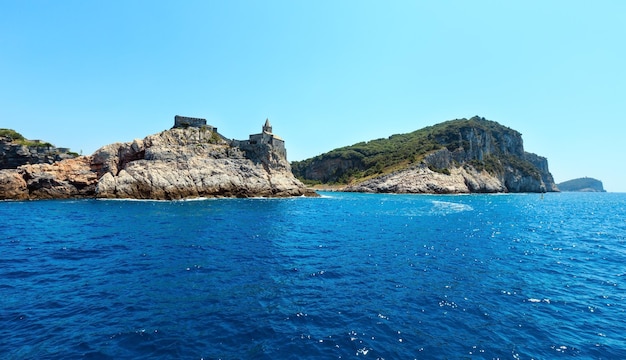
431, 200, 474, 213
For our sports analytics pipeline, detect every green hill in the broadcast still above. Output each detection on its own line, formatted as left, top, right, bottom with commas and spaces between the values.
292, 116, 558, 193
557, 177, 605, 192
293, 116, 536, 182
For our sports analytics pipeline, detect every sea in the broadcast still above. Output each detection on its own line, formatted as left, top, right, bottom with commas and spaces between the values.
1, 192, 625, 359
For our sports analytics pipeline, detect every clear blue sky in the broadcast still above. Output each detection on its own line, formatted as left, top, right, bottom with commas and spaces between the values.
2, 1, 625, 191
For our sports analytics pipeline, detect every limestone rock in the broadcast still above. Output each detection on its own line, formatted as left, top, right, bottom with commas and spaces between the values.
0, 126, 316, 200
345, 165, 507, 194
93, 128, 315, 199
0, 156, 97, 200
294, 116, 558, 193
0, 169, 29, 200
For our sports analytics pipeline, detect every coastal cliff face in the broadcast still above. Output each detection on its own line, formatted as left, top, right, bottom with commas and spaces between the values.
0, 157, 97, 200
0, 127, 316, 200
344, 151, 557, 194
298, 157, 364, 183
344, 164, 506, 194
346, 126, 558, 194
295, 117, 558, 194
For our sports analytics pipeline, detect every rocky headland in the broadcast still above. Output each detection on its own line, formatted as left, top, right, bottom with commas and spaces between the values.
0, 118, 317, 200
293, 116, 558, 194
557, 177, 606, 192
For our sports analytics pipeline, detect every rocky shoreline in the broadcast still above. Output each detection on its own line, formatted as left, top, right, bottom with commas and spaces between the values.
0, 116, 563, 199
344, 163, 544, 194
293, 117, 559, 194
0, 126, 317, 200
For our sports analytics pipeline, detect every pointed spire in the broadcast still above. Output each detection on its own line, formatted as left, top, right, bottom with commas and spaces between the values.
263, 118, 272, 133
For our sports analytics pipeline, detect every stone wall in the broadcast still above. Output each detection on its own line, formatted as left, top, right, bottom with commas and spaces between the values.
174, 115, 207, 129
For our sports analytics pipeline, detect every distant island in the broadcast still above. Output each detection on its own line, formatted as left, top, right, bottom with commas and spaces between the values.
557, 177, 606, 192
0, 116, 316, 200
292, 116, 558, 194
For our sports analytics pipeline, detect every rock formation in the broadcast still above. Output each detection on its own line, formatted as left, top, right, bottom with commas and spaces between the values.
1, 135, 77, 169
345, 163, 506, 194
0, 121, 317, 200
0, 156, 97, 200
294, 116, 558, 194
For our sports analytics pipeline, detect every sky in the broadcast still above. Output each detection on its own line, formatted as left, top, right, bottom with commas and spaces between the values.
1, 1, 625, 191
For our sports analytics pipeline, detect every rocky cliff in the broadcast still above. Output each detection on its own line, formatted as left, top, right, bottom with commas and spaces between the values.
0, 127, 316, 200
294, 116, 558, 194
1, 134, 77, 169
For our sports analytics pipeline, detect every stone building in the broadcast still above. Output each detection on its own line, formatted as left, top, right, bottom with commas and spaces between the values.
234, 118, 287, 159
174, 115, 210, 130
172, 116, 287, 160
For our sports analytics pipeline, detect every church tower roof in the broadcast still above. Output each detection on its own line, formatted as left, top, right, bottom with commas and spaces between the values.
263, 118, 272, 133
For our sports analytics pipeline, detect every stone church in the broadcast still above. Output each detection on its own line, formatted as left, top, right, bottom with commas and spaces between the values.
173, 115, 287, 160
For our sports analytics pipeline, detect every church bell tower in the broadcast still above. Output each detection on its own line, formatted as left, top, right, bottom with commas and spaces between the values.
263, 118, 272, 133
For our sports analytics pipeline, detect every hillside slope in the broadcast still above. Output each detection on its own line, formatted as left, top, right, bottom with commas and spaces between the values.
292, 116, 558, 193
558, 177, 605, 192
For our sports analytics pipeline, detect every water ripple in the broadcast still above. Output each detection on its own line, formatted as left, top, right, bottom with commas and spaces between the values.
1, 193, 625, 358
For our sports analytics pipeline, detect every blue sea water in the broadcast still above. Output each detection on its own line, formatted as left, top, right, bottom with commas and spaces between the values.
1, 192, 625, 359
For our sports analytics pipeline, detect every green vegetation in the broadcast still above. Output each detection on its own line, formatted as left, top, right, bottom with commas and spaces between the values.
0, 128, 26, 141
210, 131, 222, 144
0, 128, 53, 147
292, 116, 539, 184
428, 165, 451, 175
300, 179, 323, 186
502, 155, 541, 180
20, 140, 53, 147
